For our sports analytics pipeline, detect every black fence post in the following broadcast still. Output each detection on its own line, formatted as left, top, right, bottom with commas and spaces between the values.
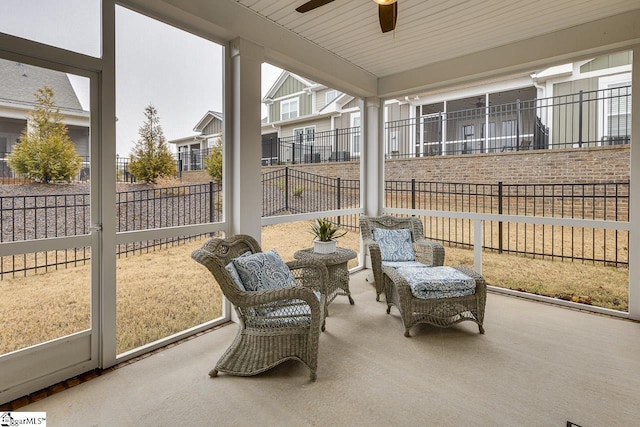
411, 178, 416, 210
285, 167, 289, 212
209, 181, 215, 223
578, 90, 583, 147
334, 129, 339, 158
516, 99, 521, 150
498, 181, 503, 254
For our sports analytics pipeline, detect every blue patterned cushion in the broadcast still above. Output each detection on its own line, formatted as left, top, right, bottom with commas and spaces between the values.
382, 260, 426, 269
395, 266, 476, 299
233, 249, 297, 292
372, 228, 416, 262
225, 261, 245, 291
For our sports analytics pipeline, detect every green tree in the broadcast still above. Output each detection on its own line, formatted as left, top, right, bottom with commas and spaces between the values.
128, 105, 176, 183
8, 86, 82, 183
204, 137, 223, 183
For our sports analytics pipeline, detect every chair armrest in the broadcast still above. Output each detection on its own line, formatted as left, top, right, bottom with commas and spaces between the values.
236, 285, 322, 315
286, 259, 330, 296
414, 238, 445, 266
362, 238, 383, 289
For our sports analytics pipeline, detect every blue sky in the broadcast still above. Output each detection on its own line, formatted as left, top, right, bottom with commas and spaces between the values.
0, 1, 281, 156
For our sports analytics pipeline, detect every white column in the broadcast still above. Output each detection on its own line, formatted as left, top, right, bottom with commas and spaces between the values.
362, 97, 383, 217
227, 38, 264, 242
100, 0, 117, 369
628, 44, 640, 320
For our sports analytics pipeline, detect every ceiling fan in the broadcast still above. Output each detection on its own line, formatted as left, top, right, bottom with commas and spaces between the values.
296, 0, 398, 33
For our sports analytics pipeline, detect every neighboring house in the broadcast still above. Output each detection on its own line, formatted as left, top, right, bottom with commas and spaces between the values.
261, 70, 365, 164
169, 110, 223, 171
0, 58, 90, 175
389, 50, 632, 157
263, 52, 632, 163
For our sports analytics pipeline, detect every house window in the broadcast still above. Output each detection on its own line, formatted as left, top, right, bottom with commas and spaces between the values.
351, 113, 361, 155
326, 90, 338, 105
389, 131, 398, 153
281, 98, 298, 120
294, 126, 315, 144
605, 83, 631, 140
462, 125, 474, 154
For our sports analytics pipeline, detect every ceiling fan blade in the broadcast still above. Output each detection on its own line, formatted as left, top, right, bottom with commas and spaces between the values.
296, 0, 335, 13
378, 3, 398, 33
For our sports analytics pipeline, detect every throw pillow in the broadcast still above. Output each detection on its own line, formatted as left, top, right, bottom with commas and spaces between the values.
372, 228, 416, 262
233, 249, 298, 292
225, 261, 246, 291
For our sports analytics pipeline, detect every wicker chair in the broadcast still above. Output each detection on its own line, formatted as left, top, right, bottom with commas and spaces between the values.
191, 234, 329, 381
360, 215, 445, 301
383, 265, 486, 337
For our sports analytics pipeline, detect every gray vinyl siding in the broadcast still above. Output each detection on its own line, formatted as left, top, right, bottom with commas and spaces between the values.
333, 114, 350, 129
386, 103, 411, 155
203, 118, 222, 135
553, 78, 598, 147
315, 88, 340, 111
580, 51, 632, 73
281, 119, 331, 137
273, 76, 306, 98
342, 98, 358, 110
269, 93, 312, 122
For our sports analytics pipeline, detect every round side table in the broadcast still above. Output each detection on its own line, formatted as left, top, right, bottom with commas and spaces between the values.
294, 247, 357, 313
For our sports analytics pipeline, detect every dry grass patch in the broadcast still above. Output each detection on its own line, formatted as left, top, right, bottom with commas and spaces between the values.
1, 221, 629, 356
445, 247, 628, 311
115, 238, 222, 354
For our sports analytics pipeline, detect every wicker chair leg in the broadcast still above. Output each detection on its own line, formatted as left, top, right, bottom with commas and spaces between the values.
209, 369, 218, 377
386, 305, 391, 314
404, 328, 411, 337
310, 371, 317, 381
376, 293, 381, 302
479, 324, 485, 334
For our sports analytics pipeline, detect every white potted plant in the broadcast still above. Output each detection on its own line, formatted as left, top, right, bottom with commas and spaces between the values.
310, 217, 347, 254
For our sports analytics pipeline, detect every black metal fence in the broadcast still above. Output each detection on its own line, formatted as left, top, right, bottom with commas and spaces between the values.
262, 127, 360, 166
0, 174, 630, 278
385, 85, 630, 158
262, 167, 360, 219
0, 182, 222, 278
385, 179, 629, 266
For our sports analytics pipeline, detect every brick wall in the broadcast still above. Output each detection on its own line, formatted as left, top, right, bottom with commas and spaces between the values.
384, 145, 630, 185
183, 145, 630, 185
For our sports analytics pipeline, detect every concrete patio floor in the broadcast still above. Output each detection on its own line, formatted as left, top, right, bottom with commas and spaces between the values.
17, 270, 640, 426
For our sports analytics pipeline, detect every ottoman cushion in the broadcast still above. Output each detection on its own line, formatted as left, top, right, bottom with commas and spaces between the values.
394, 266, 476, 299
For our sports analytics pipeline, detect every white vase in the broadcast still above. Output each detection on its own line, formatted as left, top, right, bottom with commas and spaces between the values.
313, 239, 337, 254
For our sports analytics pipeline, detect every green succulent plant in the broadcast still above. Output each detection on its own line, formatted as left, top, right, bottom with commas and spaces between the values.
309, 217, 348, 242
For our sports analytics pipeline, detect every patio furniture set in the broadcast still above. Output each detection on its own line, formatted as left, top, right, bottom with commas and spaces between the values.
191, 215, 486, 380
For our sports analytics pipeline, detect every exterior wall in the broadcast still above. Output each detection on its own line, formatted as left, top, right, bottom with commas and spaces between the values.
203, 118, 222, 135
268, 92, 313, 122
315, 88, 338, 112
342, 98, 358, 110
580, 51, 632, 73
281, 118, 332, 137
273, 75, 306, 98
385, 145, 629, 185
258, 145, 630, 185
552, 78, 599, 148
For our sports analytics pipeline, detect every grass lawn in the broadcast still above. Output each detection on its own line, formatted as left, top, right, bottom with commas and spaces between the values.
0, 221, 628, 356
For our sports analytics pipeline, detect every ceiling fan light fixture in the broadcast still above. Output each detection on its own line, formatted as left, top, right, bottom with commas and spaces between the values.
373, 0, 397, 5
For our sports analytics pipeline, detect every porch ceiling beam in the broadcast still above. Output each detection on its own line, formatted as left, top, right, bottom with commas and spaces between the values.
378, 9, 640, 99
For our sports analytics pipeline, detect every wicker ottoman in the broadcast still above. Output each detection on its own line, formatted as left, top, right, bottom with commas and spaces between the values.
383, 265, 486, 337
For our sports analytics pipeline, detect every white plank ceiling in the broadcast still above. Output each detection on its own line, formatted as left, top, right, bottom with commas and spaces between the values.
234, 0, 640, 78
